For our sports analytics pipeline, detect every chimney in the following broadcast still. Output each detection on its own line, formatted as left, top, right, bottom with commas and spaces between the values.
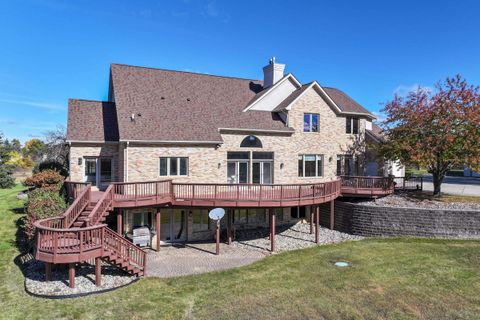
263, 57, 285, 88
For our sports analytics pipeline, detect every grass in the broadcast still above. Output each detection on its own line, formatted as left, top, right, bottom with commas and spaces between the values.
1, 186, 480, 319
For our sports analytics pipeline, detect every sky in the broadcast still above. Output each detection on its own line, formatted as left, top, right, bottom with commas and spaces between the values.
1, 0, 479, 142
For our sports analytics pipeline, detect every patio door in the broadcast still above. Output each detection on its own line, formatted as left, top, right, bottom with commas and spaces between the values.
252, 161, 273, 184
227, 161, 249, 184
84, 157, 112, 189
160, 209, 187, 243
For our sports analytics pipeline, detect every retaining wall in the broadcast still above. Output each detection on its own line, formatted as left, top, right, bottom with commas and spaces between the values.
318, 201, 480, 238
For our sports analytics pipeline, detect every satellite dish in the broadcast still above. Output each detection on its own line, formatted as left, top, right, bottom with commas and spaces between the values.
208, 208, 225, 221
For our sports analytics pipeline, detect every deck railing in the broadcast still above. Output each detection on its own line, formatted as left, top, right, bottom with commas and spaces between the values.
64, 181, 91, 204
172, 180, 342, 203
35, 218, 106, 263
340, 176, 394, 196
113, 180, 173, 206
393, 176, 423, 191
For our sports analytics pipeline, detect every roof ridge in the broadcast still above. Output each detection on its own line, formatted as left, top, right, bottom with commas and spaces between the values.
110, 63, 262, 83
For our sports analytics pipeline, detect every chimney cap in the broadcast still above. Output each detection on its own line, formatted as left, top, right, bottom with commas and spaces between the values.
269, 57, 276, 64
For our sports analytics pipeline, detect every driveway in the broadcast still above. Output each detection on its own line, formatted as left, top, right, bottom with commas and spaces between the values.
421, 175, 480, 196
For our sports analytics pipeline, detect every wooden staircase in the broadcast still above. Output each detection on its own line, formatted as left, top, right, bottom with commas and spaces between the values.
35, 183, 147, 279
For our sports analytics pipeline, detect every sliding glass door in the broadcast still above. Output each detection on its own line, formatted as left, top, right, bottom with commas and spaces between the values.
227, 151, 273, 184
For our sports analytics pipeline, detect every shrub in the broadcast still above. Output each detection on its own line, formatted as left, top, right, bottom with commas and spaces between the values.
34, 160, 68, 177
0, 165, 15, 188
24, 169, 64, 191
24, 188, 67, 240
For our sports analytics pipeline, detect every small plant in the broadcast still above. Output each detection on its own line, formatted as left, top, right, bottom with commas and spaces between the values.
24, 188, 67, 241
24, 169, 65, 191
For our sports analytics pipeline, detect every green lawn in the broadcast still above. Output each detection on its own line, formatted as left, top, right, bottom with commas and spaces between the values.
1, 185, 480, 320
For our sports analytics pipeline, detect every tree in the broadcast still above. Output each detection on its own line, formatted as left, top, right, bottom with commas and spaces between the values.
379, 75, 480, 195
22, 138, 46, 163
43, 126, 69, 174
0, 132, 15, 188
10, 139, 22, 153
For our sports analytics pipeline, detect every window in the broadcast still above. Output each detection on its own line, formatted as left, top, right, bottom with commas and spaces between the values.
303, 113, 319, 132
346, 117, 359, 134
192, 210, 210, 232
132, 212, 152, 228
159, 157, 188, 176
298, 154, 324, 177
240, 135, 263, 148
336, 155, 342, 176
337, 155, 360, 176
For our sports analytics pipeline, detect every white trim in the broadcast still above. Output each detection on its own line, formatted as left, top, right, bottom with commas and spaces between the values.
276, 81, 376, 119
242, 73, 302, 112
218, 128, 293, 134
67, 140, 119, 144
120, 139, 223, 145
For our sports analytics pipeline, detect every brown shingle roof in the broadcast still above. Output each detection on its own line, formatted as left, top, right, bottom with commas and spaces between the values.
110, 64, 291, 142
366, 123, 385, 142
67, 99, 118, 141
323, 87, 373, 115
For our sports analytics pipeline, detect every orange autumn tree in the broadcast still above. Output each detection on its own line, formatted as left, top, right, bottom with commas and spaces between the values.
379, 75, 480, 195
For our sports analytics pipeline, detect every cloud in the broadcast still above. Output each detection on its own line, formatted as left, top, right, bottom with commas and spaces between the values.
0, 97, 64, 111
393, 84, 432, 97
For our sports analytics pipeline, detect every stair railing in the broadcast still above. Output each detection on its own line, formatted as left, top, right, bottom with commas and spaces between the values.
62, 184, 92, 228
85, 184, 114, 226
103, 227, 147, 272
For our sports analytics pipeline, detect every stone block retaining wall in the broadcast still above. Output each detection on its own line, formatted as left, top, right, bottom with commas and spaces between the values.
318, 201, 480, 239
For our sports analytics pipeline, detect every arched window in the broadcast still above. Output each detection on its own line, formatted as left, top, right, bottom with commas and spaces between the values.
240, 135, 263, 148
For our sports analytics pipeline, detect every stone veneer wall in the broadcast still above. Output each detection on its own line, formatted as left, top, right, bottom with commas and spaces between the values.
318, 201, 480, 239
124, 89, 367, 184
69, 143, 119, 183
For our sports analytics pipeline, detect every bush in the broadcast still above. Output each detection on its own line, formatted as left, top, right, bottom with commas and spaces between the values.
24, 188, 67, 240
0, 165, 15, 188
34, 160, 68, 177
24, 169, 64, 191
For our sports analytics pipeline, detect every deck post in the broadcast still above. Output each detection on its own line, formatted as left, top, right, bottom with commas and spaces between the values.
215, 220, 220, 255
117, 210, 122, 236
270, 209, 276, 252
68, 263, 75, 288
309, 206, 314, 234
155, 209, 161, 252
227, 209, 232, 245
315, 206, 320, 244
45, 262, 52, 281
330, 200, 335, 230
95, 257, 101, 286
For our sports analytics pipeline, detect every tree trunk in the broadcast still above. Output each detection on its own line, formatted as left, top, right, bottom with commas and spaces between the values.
432, 172, 444, 196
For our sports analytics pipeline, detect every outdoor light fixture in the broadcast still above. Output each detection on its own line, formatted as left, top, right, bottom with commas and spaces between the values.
329, 156, 333, 162
218, 163, 221, 169
78, 158, 82, 165
280, 163, 284, 169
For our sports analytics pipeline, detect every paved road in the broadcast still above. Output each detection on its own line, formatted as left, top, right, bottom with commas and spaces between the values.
421, 175, 480, 196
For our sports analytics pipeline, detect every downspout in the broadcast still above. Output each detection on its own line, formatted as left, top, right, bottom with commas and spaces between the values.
125, 141, 129, 182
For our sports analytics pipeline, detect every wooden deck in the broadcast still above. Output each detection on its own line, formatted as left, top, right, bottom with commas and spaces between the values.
35, 176, 395, 287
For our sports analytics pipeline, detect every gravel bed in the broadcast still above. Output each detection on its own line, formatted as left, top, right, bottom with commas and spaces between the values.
360, 193, 480, 210
24, 260, 136, 297
232, 223, 362, 253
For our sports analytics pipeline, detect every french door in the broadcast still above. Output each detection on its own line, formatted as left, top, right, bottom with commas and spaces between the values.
252, 161, 273, 184
84, 157, 112, 189
227, 161, 249, 184
160, 210, 187, 243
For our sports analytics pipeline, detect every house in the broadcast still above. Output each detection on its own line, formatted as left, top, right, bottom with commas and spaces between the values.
34, 59, 394, 287
66, 59, 385, 243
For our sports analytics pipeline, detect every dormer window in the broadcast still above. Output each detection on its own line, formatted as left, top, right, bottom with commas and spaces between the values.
240, 135, 263, 148
346, 117, 359, 134
303, 113, 319, 132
